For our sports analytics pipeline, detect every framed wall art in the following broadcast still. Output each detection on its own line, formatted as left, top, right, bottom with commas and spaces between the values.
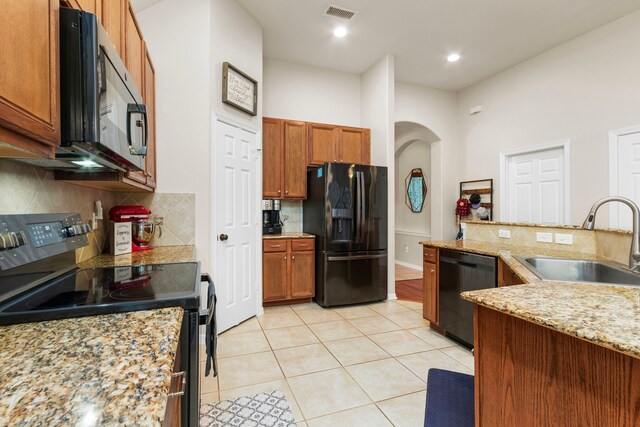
222, 62, 258, 116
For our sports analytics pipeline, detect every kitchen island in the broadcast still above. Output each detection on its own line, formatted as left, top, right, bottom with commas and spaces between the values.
0, 307, 183, 426
421, 239, 640, 426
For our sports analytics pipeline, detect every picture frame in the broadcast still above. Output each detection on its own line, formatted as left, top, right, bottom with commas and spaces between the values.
222, 62, 258, 116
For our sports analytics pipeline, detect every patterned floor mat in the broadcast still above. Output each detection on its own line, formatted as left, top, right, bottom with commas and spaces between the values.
200, 390, 297, 427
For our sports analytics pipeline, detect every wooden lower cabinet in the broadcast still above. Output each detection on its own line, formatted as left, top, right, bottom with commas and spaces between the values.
422, 247, 439, 324
497, 258, 524, 286
263, 251, 288, 302
162, 333, 183, 427
289, 251, 314, 299
475, 305, 640, 426
263, 238, 315, 303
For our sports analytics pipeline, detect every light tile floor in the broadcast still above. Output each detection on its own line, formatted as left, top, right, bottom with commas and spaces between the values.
200, 299, 473, 426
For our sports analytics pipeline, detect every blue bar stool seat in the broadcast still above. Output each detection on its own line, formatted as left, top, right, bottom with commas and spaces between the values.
424, 368, 475, 427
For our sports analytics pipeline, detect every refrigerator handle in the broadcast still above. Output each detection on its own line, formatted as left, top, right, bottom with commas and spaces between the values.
358, 171, 366, 243
355, 171, 361, 243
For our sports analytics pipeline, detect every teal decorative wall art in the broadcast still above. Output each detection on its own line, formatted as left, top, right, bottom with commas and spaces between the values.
405, 168, 427, 213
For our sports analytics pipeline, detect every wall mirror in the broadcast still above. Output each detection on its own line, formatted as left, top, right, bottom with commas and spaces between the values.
405, 168, 428, 213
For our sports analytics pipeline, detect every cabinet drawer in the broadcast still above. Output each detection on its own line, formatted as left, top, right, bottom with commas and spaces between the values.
263, 240, 287, 252
423, 247, 438, 262
291, 239, 314, 251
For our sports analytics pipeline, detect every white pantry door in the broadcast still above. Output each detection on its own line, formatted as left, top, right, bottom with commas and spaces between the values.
506, 147, 565, 224
214, 119, 258, 333
612, 130, 640, 229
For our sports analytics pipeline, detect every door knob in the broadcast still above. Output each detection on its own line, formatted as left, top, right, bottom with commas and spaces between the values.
219, 234, 229, 241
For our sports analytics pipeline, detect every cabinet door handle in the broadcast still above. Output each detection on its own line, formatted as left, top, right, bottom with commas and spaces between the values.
430, 269, 436, 274
278, 190, 281, 194
284, 256, 287, 260
292, 256, 296, 260
168, 371, 187, 397
270, 245, 281, 248
285, 190, 289, 194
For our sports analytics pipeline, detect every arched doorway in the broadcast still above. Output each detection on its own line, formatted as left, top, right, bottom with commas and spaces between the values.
394, 121, 441, 302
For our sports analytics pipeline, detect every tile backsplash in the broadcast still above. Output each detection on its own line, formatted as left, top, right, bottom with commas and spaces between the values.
114, 192, 196, 246
0, 160, 196, 261
280, 200, 302, 233
0, 160, 116, 262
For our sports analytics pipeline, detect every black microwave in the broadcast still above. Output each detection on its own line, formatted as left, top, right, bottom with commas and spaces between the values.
59, 7, 147, 171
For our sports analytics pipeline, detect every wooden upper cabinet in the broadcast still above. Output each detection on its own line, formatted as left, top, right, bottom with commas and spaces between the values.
143, 46, 156, 188
67, 0, 103, 20
338, 127, 370, 165
0, 0, 60, 158
307, 123, 338, 166
283, 121, 307, 199
124, 2, 144, 92
101, 0, 125, 57
263, 118, 284, 198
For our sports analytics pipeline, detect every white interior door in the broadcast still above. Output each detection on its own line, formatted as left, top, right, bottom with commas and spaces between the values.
612, 130, 640, 229
214, 119, 258, 333
506, 147, 565, 224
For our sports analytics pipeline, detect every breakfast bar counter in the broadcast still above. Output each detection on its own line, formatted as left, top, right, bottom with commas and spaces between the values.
0, 307, 183, 426
421, 239, 640, 425
420, 239, 640, 358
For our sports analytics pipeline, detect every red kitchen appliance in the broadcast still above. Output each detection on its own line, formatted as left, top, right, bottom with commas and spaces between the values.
109, 205, 159, 252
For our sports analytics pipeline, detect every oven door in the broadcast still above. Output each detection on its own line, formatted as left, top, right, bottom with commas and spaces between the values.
95, 46, 147, 170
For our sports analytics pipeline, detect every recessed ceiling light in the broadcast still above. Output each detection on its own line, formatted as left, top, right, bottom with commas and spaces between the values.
333, 26, 348, 38
447, 53, 461, 62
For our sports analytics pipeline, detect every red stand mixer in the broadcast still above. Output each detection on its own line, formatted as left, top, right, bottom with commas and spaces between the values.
109, 205, 163, 252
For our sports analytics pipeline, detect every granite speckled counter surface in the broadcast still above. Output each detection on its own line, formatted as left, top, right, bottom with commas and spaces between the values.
0, 307, 183, 426
421, 240, 640, 359
263, 232, 315, 240
78, 245, 197, 268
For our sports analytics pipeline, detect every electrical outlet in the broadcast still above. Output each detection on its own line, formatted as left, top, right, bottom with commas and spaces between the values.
536, 232, 553, 243
403, 245, 409, 253
555, 233, 574, 245
498, 229, 511, 239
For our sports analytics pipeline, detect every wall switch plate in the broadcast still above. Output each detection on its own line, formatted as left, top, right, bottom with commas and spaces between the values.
536, 232, 553, 243
498, 229, 511, 239
555, 233, 574, 245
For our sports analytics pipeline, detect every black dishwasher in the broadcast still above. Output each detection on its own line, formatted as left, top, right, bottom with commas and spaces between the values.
439, 249, 497, 348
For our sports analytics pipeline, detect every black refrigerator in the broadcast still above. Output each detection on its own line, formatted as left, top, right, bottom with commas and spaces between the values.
303, 163, 388, 307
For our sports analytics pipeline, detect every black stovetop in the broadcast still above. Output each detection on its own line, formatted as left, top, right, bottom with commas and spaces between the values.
0, 262, 200, 325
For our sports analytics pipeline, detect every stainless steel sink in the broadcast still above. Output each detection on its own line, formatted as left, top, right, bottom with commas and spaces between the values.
514, 256, 640, 286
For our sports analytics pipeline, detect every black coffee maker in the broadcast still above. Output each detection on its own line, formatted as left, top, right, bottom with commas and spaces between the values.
262, 199, 282, 235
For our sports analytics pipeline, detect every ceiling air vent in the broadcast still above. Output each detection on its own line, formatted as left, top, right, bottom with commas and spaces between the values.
325, 4, 358, 20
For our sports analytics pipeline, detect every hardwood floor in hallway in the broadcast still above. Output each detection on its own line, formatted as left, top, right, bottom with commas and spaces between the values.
395, 264, 423, 303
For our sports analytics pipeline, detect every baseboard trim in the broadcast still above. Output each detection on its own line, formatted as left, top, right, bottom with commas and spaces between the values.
395, 260, 423, 272
387, 293, 397, 300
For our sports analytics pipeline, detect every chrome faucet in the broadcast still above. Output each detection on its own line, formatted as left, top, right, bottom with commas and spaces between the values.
582, 196, 640, 271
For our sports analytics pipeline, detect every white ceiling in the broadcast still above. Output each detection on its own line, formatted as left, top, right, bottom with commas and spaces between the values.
237, 0, 640, 91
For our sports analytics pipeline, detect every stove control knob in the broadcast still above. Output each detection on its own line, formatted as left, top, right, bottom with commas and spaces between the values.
64, 224, 92, 237
0, 232, 27, 250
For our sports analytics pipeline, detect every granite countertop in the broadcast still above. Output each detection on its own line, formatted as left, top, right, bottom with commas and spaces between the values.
421, 240, 640, 359
263, 232, 315, 240
461, 220, 633, 235
78, 245, 197, 268
0, 307, 183, 426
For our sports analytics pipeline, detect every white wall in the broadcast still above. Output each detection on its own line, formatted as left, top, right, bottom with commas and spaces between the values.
137, 0, 212, 270
263, 58, 361, 126
138, 0, 263, 276
210, 0, 263, 129
361, 54, 396, 297
395, 140, 431, 267
457, 10, 640, 226
395, 83, 459, 240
